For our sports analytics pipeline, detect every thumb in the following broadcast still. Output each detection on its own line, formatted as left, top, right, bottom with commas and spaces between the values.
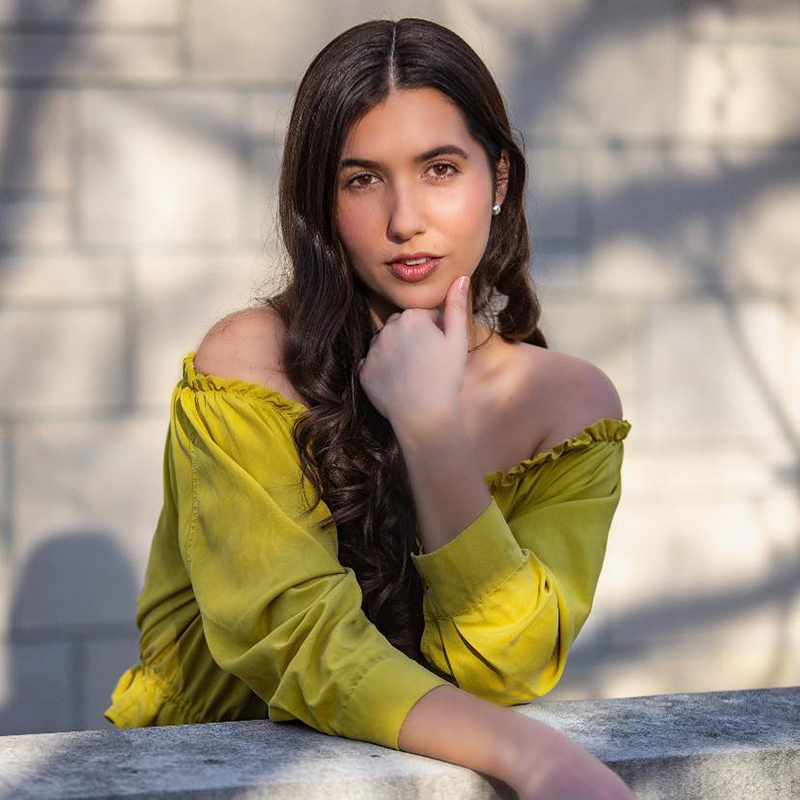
444, 275, 470, 350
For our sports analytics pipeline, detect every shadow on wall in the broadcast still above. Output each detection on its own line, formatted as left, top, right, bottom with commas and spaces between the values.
0, 532, 139, 735
554, 545, 800, 699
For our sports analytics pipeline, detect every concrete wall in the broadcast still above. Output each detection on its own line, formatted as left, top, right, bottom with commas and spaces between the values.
0, 1, 797, 734
2, 687, 798, 799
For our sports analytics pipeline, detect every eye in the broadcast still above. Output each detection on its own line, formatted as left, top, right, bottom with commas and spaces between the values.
345, 161, 460, 191
427, 161, 459, 180
346, 172, 378, 190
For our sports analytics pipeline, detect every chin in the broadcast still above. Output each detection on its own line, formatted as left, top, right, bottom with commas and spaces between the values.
391, 282, 448, 306
399, 296, 445, 311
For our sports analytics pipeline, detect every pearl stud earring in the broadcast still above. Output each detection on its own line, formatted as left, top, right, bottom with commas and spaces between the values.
492, 203, 501, 216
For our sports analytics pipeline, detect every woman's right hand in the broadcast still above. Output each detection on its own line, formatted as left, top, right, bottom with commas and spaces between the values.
507, 716, 638, 800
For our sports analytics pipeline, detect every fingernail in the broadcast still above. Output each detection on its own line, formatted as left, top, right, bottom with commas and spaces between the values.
458, 276, 469, 293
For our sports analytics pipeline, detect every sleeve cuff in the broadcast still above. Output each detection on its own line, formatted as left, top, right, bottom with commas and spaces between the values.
340, 653, 453, 751
410, 497, 526, 618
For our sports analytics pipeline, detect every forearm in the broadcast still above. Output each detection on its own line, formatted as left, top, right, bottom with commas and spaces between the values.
394, 409, 492, 554
397, 684, 526, 785
397, 684, 637, 799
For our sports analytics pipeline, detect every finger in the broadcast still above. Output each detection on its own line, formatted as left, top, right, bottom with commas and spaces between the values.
419, 307, 442, 330
444, 275, 470, 350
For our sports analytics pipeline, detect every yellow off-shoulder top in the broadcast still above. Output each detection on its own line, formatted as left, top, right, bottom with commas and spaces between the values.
105, 351, 631, 751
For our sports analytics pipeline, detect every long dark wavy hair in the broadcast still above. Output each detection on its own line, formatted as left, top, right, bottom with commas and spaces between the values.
256, 17, 548, 668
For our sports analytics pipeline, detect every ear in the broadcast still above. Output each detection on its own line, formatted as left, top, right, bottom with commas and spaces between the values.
494, 148, 510, 207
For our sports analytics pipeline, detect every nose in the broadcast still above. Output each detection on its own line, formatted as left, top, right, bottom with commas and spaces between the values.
386, 180, 425, 241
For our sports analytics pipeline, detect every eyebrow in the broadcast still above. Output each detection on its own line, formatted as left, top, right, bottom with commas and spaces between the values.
339, 144, 470, 171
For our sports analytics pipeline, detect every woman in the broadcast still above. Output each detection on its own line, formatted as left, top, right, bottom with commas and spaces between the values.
106, 17, 635, 799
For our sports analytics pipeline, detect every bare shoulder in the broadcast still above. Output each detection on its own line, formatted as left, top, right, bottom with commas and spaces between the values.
193, 305, 303, 401
524, 345, 624, 455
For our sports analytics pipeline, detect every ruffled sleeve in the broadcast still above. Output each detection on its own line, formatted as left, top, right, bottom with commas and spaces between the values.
171, 354, 451, 750
410, 418, 631, 704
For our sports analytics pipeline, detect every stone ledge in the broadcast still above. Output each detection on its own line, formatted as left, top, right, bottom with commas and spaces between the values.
0, 686, 797, 799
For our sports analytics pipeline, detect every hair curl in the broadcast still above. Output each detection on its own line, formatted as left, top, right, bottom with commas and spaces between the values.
256, 17, 548, 668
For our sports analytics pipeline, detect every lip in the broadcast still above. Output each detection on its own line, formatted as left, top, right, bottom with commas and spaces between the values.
387, 256, 442, 283
388, 251, 440, 262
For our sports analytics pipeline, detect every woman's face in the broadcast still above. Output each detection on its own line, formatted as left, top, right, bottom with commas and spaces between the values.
335, 87, 508, 327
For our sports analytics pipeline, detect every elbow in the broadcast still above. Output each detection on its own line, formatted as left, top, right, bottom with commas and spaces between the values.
428, 578, 592, 705
463, 652, 564, 706
455, 595, 573, 704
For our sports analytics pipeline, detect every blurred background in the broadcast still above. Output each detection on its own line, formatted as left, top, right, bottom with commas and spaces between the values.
0, 0, 798, 735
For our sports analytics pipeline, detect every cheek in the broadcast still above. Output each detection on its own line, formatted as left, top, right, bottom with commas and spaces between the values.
431, 172, 491, 229
336, 197, 377, 253
438, 177, 492, 253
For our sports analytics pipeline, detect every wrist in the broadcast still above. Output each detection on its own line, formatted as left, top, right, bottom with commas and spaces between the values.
391, 402, 463, 445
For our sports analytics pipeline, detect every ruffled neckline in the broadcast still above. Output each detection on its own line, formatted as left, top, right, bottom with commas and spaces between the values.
483, 417, 631, 488
182, 351, 631, 487
182, 351, 309, 417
